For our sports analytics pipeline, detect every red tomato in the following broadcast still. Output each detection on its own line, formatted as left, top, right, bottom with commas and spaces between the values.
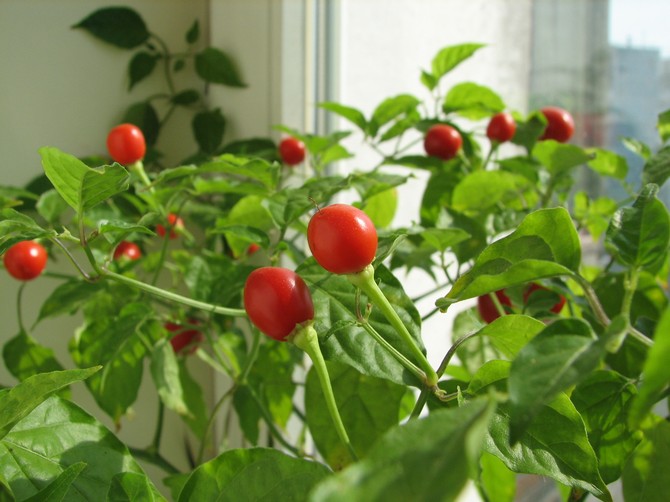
278, 137, 306, 166
106, 123, 146, 165
113, 241, 142, 261
477, 290, 512, 324
156, 213, 184, 239
523, 283, 566, 314
165, 320, 203, 355
243, 267, 314, 341
307, 204, 378, 275
423, 124, 462, 160
3, 240, 48, 281
538, 106, 575, 143
486, 112, 516, 143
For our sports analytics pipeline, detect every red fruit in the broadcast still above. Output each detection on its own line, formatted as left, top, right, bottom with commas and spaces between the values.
156, 213, 184, 239
423, 124, 462, 160
244, 267, 314, 341
523, 283, 566, 314
307, 204, 378, 275
477, 290, 512, 324
538, 106, 574, 143
279, 137, 306, 166
113, 241, 142, 261
486, 112, 516, 143
107, 123, 146, 165
247, 243, 260, 255
3, 240, 48, 281
165, 320, 203, 355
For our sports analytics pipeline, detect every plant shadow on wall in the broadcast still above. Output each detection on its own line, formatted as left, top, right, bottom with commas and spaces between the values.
1, 12, 670, 502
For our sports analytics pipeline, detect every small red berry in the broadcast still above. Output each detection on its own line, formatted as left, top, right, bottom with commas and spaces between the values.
156, 213, 184, 239
423, 124, 462, 161
3, 240, 48, 281
486, 112, 516, 143
279, 137, 306, 166
107, 123, 146, 165
113, 241, 142, 261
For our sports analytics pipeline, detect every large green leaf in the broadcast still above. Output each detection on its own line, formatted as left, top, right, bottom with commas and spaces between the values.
442, 82, 504, 120
508, 319, 608, 441
73, 7, 149, 49
0, 367, 99, 439
37, 279, 103, 323
532, 141, 593, 175
194, 47, 246, 87
298, 260, 424, 387
629, 307, 670, 425
476, 315, 546, 359
642, 145, 670, 187
23, 463, 86, 502
0, 396, 157, 501
319, 102, 368, 132
367, 94, 420, 137
622, 418, 670, 502
478, 452, 516, 502
40, 147, 130, 215
2, 331, 65, 385
305, 362, 410, 470
177, 448, 330, 502
605, 184, 670, 272
309, 400, 493, 502
587, 148, 628, 179
571, 370, 641, 484
437, 208, 581, 309
451, 170, 532, 214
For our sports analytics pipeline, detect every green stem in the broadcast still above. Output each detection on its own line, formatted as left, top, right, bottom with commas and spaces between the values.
481, 143, 497, 170
151, 227, 171, 286
16, 283, 26, 333
150, 401, 165, 452
128, 447, 179, 475
411, 282, 451, 303
292, 324, 358, 462
246, 384, 302, 456
621, 268, 640, 321
488, 291, 507, 318
574, 275, 611, 327
348, 265, 438, 387
197, 385, 235, 464
102, 268, 246, 317
150, 33, 176, 94
239, 328, 261, 384
50, 237, 98, 282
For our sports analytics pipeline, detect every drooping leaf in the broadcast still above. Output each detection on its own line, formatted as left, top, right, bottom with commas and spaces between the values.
195, 47, 246, 87
128, 51, 159, 90
177, 448, 330, 502
73, 7, 149, 49
309, 400, 493, 502
40, 147, 130, 215
437, 208, 581, 309
192, 108, 226, 154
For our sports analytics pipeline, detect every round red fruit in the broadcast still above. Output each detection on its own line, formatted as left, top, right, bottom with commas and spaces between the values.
247, 243, 260, 256
165, 320, 203, 355
523, 283, 566, 314
107, 123, 146, 165
307, 204, 378, 275
486, 112, 516, 143
243, 267, 314, 341
279, 137, 306, 166
539, 106, 574, 143
156, 213, 184, 240
477, 290, 512, 324
113, 241, 142, 261
423, 124, 462, 160
3, 240, 48, 281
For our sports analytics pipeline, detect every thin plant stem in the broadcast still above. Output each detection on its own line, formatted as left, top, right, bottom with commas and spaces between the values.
197, 385, 235, 464
150, 401, 165, 453
16, 283, 26, 333
246, 384, 302, 457
129, 447, 179, 475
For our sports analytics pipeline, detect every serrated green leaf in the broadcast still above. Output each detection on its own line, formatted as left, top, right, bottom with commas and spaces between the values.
305, 362, 409, 470
40, 147, 130, 215
437, 208, 581, 309
443, 82, 504, 119
195, 47, 246, 87
73, 7, 149, 49
605, 184, 670, 272
309, 400, 493, 502
177, 448, 330, 502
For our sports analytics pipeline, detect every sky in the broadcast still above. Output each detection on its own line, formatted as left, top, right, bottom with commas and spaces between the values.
610, 0, 670, 58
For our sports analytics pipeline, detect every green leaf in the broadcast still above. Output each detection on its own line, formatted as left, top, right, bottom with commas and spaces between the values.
319, 102, 367, 131
508, 318, 607, 441
437, 208, 581, 309
451, 170, 532, 214
532, 141, 593, 175
40, 147, 130, 215
572, 370, 641, 484
622, 137, 652, 160
305, 362, 410, 470
150, 339, 188, 416
122, 102, 160, 146
199, 155, 279, 190
36, 189, 69, 224
128, 51, 158, 90
177, 448, 330, 502
309, 400, 493, 502
622, 418, 670, 502
218, 195, 274, 256
420, 69, 438, 90
186, 20, 200, 45
642, 145, 670, 188
0, 209, 54, 254
0, 367, 99, 439
629, 307, 670, 425
420, 227, 470, 253
368, 94, 420, 137
172, 89, 201, 106
587, 148, 628, 179
178, 360, 208, 440
511, 112, 547, 152
479, 452, 516, 502
362, 188, 398, 228
192, 108, 226, 154
0, 396, 156, 500
429, 43, 485, 82
107, 472, 166, 501
443, 82, 504, 120
37, 279, 103, 322
658, 109, 670, 142
97, 219, 155, 240
195, 47, 246, 87
0, 472, 12, 502
23, 462, 86, 502
605, 184, 670, 272
73, 7, 149, 49
2, 332, 65, 385
299, 260, 425, 387
476, 314, 546, 359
